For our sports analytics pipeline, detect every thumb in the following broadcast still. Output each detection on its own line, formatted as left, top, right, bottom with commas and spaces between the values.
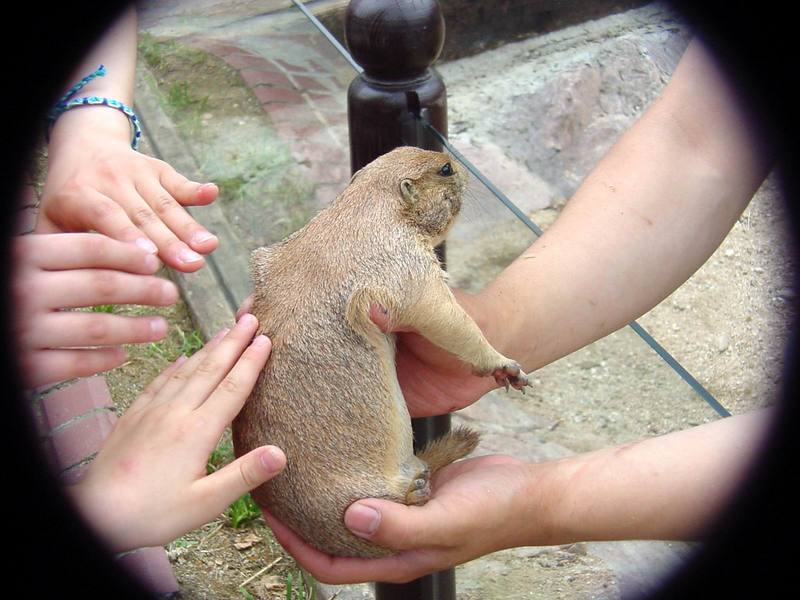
199, 445, 286, 511
344, 498, 444, 551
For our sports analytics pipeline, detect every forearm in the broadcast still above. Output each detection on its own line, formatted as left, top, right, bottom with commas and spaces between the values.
48, 6, 138, 152
519, 409, 771, 546
477, 39, 771, 370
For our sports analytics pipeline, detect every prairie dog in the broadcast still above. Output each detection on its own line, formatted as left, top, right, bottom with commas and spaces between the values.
232, 146, 530, 558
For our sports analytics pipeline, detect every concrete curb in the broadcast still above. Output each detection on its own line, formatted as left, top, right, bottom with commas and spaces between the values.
134, 64, 247, 339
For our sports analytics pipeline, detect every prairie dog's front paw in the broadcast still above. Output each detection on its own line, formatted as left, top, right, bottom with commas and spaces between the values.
482, 361, 531, 392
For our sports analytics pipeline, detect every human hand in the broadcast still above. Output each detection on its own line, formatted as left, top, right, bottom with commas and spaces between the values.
12, 233, 180, 388
369, 289, 499, 417
264, 454, 535, 584
66, 313, 286, 552
236, 290, 499, 417
38, 116, 219, 272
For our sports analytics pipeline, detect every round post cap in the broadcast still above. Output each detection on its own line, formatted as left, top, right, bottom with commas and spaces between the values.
345, 0, 445, 80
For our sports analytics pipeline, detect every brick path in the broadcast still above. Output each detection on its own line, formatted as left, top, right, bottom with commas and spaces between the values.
182, 28, 354, 207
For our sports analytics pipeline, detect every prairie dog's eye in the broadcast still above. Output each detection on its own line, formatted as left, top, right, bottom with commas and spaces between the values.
438, 162, 454, 176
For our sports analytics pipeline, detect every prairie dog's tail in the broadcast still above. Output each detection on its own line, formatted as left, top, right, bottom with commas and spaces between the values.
415, 426, 480, 474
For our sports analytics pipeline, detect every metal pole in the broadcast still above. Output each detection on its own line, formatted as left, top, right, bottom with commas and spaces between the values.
345, 1, 455, 598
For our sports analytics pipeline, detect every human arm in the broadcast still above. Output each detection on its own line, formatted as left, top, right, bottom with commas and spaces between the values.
65, 313, 286, 553
12, 233, 180, 388
269, 408, 770, 584
36, 6, 220, 272
387, 38, 773, 416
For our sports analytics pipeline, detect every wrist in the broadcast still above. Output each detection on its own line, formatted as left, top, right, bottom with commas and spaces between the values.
65, 480, 136, 553
467, 285, 532, 367
49, 104, 135, 153
514, 458, 577, 547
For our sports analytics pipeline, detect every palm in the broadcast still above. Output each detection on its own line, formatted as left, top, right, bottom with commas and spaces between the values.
395, 331, 496, 417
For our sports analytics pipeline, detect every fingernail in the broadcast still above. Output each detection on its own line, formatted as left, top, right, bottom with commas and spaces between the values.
178, 248, 203, 264
143, 253, 160, 272
345, 503, 381, 538
192, 230, 217, 245
260, 446, 285, 474
238, 313, 257, 327
251, 334, 269, 347
162, 281, 178, 302
150, 318, 168, 339
135, 237, 158, 254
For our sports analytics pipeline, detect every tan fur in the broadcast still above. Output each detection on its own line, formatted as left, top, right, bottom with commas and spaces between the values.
232, 146, 530, 558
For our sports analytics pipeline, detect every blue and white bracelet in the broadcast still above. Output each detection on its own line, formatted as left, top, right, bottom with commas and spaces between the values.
47, 65, 142, 151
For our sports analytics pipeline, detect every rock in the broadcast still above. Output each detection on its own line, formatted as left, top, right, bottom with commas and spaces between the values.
716, 333, 731, 353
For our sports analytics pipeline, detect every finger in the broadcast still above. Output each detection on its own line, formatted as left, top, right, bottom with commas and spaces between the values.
235, 294, 254, 322
104, 181, 206, 273
199, 334, 271, 426
25, 312, 168, 350
135, 176, 218, 255
36, 270, 178, 309
344, 499, 447, 551
23, 347, 126, 388
263, 509, 410, 585
132, 355, 189, 410
138, 329, 228, 408
157, 164, 218, 208
41, 187, 159, 254
192, 445, 285, 516
161, 314, 260, 411
17, 233, 160, 274
33, 212, 62, 234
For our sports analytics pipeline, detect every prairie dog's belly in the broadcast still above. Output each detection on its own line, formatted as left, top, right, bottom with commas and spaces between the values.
255, 322, 413, 474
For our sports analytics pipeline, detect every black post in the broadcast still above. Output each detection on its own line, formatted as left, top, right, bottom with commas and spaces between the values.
345, 1, 455, 599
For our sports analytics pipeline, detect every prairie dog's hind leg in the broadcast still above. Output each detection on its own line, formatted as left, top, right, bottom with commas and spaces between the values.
392, 455, 431, 505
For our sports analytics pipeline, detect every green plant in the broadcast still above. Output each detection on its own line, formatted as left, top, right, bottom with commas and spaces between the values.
216, 174, 249, 204
176, 327, 204, 357
147, 326, 204, 362
90, 304, 116, 313
167, 81, 193, 111
206, 438, 234, 475
226, 494, 261, 528
138, 33, 168, 72
238, 588, 256, 600
285, 571, 315, 600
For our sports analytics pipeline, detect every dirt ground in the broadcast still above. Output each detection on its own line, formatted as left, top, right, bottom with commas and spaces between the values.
78, 16, 798, 600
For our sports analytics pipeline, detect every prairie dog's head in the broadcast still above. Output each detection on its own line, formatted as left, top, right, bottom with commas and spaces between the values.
351, 146, 467, 245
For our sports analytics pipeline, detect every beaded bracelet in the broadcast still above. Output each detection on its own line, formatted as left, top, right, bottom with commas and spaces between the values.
46, 64, 142, 151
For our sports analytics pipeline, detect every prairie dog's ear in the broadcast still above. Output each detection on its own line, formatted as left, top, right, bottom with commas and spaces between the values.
400, 178, 419, 204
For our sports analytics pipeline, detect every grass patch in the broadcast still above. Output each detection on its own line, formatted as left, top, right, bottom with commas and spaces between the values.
138, 33, 215, 135
207, 437, 235, 474
147, 325, 204, 362
226, 494, 261, 528
285, 570, 316, 600
90, 304, 116, 313
137, 31, 319, 250
216, 174, 249, 204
